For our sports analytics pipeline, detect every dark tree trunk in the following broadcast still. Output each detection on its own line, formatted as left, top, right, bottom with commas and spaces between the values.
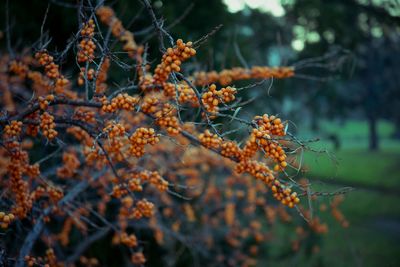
368, 114, 379, 151
311, 115, 320, 132
393, 117, 400, 139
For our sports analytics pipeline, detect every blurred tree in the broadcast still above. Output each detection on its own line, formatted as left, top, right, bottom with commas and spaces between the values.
283, 0, 400, 150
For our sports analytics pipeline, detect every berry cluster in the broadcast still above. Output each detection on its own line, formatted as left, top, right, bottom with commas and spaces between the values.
35, 51, 60, 79
162, 82, 177, 97
221, 141, 242, 159
54, 76, 72, 96
40, 112, 58, 140
176, 82, 200, 107
140, 95, 159, 114
201, 84, 237, 114
8, 151, 32, 218
194, 66, 295, 86
4, 120, 23, 138
253, 114, 287, 168
254, 114, 285, 136
78, 67, 95, 86
30, 186, 46, 201
132, 199, 154, 219
111, 184, 129, 198
47, 186, 64, 203
67, 126, 94, 146
139, 170, 169, 192
154, 103, 181, 135
139, 74, 155, 92
24, 255, 40, 267
153, 39, 196, 84
57, 151, 80, 178
128, 177, 143, 192
38, 94, 55, 110
77, 19, 96, 63
119, 232, 138, 247
331, 195, 349, 228
131, 252, 146, 265
101, 93, 139, 112
79, 256, 99, 267
0, 212, 15, 228
103, 122, 126, 139
96, 6, 142, 58
198, 130, 222, 149
72, 108, 96, 123
26, 163, 40, 178
128, 127, 159, 157
9, 60, 29, 78
235, 160, 299, 207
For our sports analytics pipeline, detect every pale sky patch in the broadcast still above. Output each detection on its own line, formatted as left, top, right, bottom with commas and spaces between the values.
223, 0, 285, 17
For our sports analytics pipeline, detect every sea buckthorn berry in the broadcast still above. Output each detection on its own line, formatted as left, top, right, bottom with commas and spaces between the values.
140, 95, 159, 114
26, 163, 40, 178
139, 170, 169, 192
26, 113, 40, 136
194, 66, 294, 86
128, 178, 143, 192
131, 252, 146, 265
234, 160, 298, 207
80, 19, 95, 37
38, 94, 54, 110
111, 184, 128, 198
219, 86, 237, 102
73, 108, 96, 123
9, 60, 29, 78
80, 256, 99, 267
200, 84, 236, 116
201, 84, 219, 114
96, 6, 141, 58
240, 114, 288, 167
129, 128, 159, 157
78, 67, 95, 85
77, 39, 96, 63
132, 199, 154, 219
30, 186, 46, 201
225, 202, 236, 226
47, 186, 64, 202
120, 232, 138, 247
175, 82, 200, 107
3, 120, 23, 138
95, 58, 110, 93
77, 20, 96, 63
54, 76, 71, 95
153, 39, 196, 84
40, 112, 58, 140
254, 114, 286, 136
101, 93, 139, 113
57, 151, 80, 178
0, 212, 15, 228
139, 74, 155, 92
331, 195, 349, 228
221, 141, 242, 159
153, 103, 181, 135
103, 122, 126, 139
96, 6, 115, 25
198, 129, 222, 149
35, 51, 60, 79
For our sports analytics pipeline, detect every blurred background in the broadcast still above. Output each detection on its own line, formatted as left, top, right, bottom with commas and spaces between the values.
1, 0, 399, 266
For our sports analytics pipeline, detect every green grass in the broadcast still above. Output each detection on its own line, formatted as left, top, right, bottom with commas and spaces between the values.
302, 148, 400, 188
318, 120, 395, 139
313, 186, 400, 267
276, 119, 400, 266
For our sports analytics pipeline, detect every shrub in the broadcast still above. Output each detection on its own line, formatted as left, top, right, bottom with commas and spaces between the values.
0, 2, 347, 266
